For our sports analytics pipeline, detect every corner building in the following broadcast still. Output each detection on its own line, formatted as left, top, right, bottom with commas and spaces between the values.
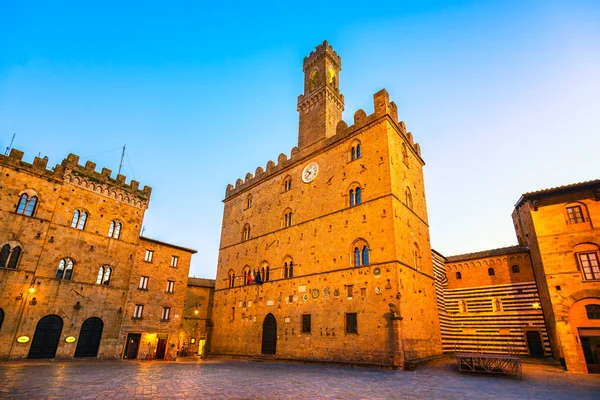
211, 41, 442, 368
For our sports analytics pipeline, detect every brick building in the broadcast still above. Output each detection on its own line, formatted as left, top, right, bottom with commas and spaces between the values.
180, 277, 215, 357
210, 41, 442, 368
0, 149, 195, 360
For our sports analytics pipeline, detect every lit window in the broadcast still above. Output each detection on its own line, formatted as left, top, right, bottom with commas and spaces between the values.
578, 253, 600, 280
488, 268, 495, 276
302, 314, 311, 333
96, 266, 112, 285
56, 259, 74, 280
345, 312, 358, 334
108, 220, 122, 239
586, 304, 600, 319
139, 276, 149, 290
170, 256, 179, 268
71, 210, 88, 230
566, 206, 584, 224
0, 244, 22, 270
456, 271, 462, 279
133, 304, 144, 319
16, 193, 38, 216
144, 250, 154, 263
166, 280, 175, 293
161, 307, 171, 321
512, 265, 520, 273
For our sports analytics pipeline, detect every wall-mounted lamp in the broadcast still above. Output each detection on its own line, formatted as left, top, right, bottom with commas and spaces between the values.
28, 287, 35, 294
74, 301, 82, 310
532, 301, 541, 309
194, 309, 199, 315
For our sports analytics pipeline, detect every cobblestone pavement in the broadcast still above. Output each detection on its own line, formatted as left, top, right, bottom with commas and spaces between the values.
0, 357, 598, 399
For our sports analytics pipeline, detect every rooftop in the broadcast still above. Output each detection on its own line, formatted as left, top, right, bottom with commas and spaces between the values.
139, 236, 198, 254
515, 179, 600, 207
445, 245, 529, 263
187, 277, 216, 288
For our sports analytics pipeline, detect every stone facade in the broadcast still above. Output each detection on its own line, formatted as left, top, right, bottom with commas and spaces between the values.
180, 277, 215, 357
0, 149, 195, 360
210, 41, 442, 368
513, 180, 600, 373
434, 247, 550, 356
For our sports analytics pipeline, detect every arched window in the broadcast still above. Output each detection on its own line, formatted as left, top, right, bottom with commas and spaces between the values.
406, 187, 413, 210
413, 243, 421, 270
488, 268, 495, 276
351, 147, 356, 160
284, 261, 294, 279
0, 244, 9, 268
402, 142, 409, 165
284, 212, 293, 228
260, 265, 270, 282
356, 187, 361, 205
242, 224, 251, 241
96, 266, 112, 285
354, 247, 361, 267
283, 176, 292, 192
228, 270, 235, 288
356, 144, 361, 159
349, 189, 355, 207
456, 271, 462, 279
108, 221, 122, 239
361, 246, 369, 265
5, 246, 21, 270
65, 260, 74, 280
71, 210, 88, 230
56, 259, 65, 279
586, 304, 600, 319
349, 186, 361, 207
16, 193, 38, 216
511, 265, 520, 273
247, 195, 253, 208
55, 259, 74, 280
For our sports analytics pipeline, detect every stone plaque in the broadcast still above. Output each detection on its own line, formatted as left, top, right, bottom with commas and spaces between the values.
267, 300, 274, 306
298, 285, 307, 293
311, 288, 320, 299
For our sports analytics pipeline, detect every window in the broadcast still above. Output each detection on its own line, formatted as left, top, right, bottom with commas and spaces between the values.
347, 285, 353, 299
71, 210, 88, 230
579, 252, 600, 280
361, 246, 369, 265
413, 243, 420, 270
351, 144, 362, 160
586, 304, 600, 319
284, 211, 293, 228
166, 280, 175, 293
349, 186, 361, 207
488, 268, 495, 276
16, 193, 38, 216
243, 268, 252, 285
170, 256, 179, 268
405, 187, 413, 210
144, 250, 154, 263
283, 177, 292, 191
161, 307, 171, 321
242, 224, 251, 241
566, 205, 584, 224
260, 265, 270, 282
247, 195, 253, 208
345, 312, 358, 334
284, 261, 294, 278
0, 244, 21, 270
512, 265, 520, 273
139, 276, 149, 290
108, 220, 122, 239
96, 266, 112, 285
456, 271, 462, 279
55, 259, 74, 280
302, 314, 311, 333
228, 270, 235, 288
401, 143, 409, 165
353, 243, 369, 267
133, 304, 144, 319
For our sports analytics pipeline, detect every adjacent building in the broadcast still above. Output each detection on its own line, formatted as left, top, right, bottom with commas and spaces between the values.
210, 41, 442, 368
0, 149, 195, 360
180, 277, 215, 357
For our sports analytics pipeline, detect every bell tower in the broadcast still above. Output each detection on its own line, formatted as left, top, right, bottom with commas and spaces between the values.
297, 41, 345, 150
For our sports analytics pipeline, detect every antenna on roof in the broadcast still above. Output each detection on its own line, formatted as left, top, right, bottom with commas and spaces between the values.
4, 133, 15, 156
118, 144, 126, 175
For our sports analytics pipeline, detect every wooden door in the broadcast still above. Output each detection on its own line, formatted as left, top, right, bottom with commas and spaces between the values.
580, 336, 600, 373
261, 313, 277, 355
74, 317, 104, 358
124, 333, 141, 359
28, 315, 63, 359
155, 338, 167, 360
526, 331, 544, 357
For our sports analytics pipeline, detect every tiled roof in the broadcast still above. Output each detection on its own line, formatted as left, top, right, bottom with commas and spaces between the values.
515, 179, 600, 207
187, 277, 216, 287
445, 245, 529, 263
139, 236, 198, 254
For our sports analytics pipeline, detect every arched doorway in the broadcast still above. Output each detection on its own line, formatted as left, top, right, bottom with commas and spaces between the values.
74, 317, 104, 358
28, 315, 63, 359
526, 331, 544, 357
261, 313, 277, 355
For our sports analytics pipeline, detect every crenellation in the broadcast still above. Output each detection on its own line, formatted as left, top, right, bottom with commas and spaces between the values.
354, 109, 367, 124
245, 173, 253, 182
85, 160, 96, 171
9, 148, 24, 161
101, 167, 112, 177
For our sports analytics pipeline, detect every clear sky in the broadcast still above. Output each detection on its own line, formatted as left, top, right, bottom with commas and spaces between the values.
1, 1, 599, 278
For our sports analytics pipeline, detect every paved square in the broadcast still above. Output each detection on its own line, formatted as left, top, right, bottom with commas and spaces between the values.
0, 357, 598, 399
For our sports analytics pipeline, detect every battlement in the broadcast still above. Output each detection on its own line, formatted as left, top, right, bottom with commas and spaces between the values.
303, 40, 341, 72
0, 149, 152, 209
224, 89, 423, 200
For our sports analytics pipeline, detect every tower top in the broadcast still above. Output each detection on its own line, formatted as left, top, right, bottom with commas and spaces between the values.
297, 41, 344, 150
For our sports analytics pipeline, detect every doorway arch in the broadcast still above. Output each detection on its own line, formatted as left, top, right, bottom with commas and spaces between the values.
526, 331, 544, 357
28, 314, 63, 359
261, 313, 277, 355
74, 317, 104, 357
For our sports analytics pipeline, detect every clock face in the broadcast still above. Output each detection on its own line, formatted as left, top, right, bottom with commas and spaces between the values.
302, 162, 319, 183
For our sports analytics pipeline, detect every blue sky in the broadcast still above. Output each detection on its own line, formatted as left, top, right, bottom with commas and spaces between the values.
1, 1, 599, 278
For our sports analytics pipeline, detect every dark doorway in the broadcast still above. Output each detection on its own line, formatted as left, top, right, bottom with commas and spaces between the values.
124, 333, 141, 359
28, 315, 63, 359
526, 331, 544, 357
261, 313, 277, 355
0, 308, 4, 330
580, 336, 600, 374
74, 317, 104, 358
155, 338, 167, 360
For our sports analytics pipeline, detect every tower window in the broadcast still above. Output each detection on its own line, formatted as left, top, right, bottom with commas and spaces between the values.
511, 265, 520, 273
353, 244, 369, 267
166, 280, 175, 293
16, 193, 38, 216
161, 307, 171, 321
488, 268, 495, 276
456, 271, 462, 279
228, 270, 235, 288
0, 244, 22, 270
170, 256, 179, 268
55, 259, 74, 280
260, 265, 270, 282
283, 177, 292, 192
139, 276, 149, 290
284, 261, 294, 279
96, 266, 112, 286
71, 210, 88, 230
108, 220, 122, 239
246, 195, 253, 208
284, 212, 293, 228
349, 186, 361, 207
242, 224, 251, 241
405, 187, 413, 210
